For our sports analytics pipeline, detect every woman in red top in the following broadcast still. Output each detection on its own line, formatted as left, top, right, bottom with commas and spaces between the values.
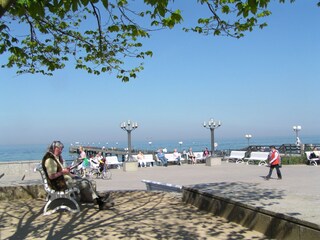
265, 146, 282, 180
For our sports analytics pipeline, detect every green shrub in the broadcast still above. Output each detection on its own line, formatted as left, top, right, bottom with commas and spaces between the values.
281, 156, 306, 165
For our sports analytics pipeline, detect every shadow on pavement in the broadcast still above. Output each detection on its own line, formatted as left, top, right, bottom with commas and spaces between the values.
1, 191, 266, 239
190, 181, 286, 209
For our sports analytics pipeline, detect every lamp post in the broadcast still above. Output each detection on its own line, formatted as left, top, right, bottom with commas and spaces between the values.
203, 118, 221, 156
245, 134, 252, 147
178, 141, 183, 152
120, 120, 138, 161
148, 141, 152, 152
293, 125, 301, 145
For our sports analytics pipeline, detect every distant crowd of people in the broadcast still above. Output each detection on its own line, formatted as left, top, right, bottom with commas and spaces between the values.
154, 147, 212, 167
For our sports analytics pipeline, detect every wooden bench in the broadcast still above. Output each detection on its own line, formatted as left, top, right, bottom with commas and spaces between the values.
165, 153, 184, 165
194, 152, 206, 163
105, 156, 123, 169
154, 153, 185, 165
244, 152, 269, 166
225, 151, 246, 163
35, 164, 80, 215
132, 154, 155, 167
305, 151, 320, 166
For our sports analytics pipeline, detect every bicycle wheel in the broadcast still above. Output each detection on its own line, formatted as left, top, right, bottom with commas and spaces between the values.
79, 168, 86, 178
102, 169, 112, 180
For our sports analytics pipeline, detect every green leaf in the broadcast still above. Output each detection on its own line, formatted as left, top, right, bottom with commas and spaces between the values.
214, 29, 221, 36
81, 0, 90, 6
118, 0, 128, 7
222, 5, 230, 14
72, 0, 79, 12
108, 25, 120, 32
122, 76, 129, 82
102, 0, 109, 9
248, 0, 258, 14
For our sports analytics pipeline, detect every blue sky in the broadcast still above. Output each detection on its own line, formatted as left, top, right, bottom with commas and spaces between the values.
1, 1, 319, 145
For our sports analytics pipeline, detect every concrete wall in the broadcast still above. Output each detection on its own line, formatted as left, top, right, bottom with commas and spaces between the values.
0, 185, 46, 201
0, 160, 40, 176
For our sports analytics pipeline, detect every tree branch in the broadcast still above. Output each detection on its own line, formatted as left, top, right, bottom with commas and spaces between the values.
90, 1, 103, 52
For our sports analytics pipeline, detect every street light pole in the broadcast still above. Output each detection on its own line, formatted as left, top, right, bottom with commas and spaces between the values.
293, 125, 301, 145
178, 141, 183, 152
148, 141, 152, 150
203, 118, 221, 156
245, 134, 252, 147
120, 120, 138, 161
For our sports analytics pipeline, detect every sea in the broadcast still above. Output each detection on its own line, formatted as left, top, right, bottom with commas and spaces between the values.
1, 135, 319, 162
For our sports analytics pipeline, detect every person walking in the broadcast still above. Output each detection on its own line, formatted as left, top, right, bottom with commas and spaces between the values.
265, 145, 282, 180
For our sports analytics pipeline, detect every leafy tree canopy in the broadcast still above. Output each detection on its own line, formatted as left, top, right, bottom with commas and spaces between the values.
0, 0, 318, 81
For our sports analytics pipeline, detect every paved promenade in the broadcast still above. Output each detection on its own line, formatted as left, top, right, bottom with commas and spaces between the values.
1, 161, 320, 239
101, 163, 320, 226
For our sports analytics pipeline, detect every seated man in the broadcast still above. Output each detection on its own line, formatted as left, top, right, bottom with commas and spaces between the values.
42, 141, 114, 210
157, 149, 168, 167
